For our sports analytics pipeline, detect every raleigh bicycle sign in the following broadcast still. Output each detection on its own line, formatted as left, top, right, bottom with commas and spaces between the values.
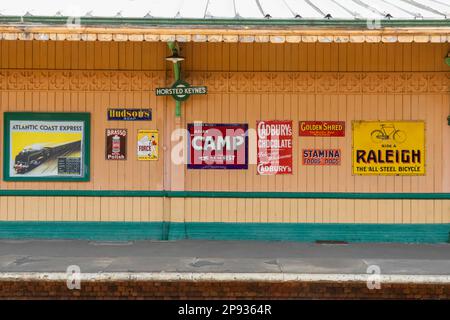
155, 80, 207, 102
352, 121, 425, 176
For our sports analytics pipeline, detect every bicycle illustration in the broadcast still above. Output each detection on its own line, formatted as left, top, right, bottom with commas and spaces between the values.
370, 124, 407, 143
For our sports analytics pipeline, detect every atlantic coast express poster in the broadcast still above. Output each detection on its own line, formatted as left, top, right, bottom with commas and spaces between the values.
4, 113, 90, 180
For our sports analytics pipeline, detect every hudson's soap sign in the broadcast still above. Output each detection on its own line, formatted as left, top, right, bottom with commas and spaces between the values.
257, 121, 293, 175
108, 109, 152, 121
187, 123, 248, 169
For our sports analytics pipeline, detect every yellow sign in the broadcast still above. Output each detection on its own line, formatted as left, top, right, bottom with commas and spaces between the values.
9, 120, 84, 177
352, 121, 425, 176
137, 130, 158, 161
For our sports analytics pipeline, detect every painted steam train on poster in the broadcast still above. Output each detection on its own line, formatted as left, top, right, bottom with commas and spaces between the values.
13, 140, 81, 174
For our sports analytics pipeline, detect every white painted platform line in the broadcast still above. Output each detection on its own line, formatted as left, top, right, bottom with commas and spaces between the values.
1, 272, 450, 284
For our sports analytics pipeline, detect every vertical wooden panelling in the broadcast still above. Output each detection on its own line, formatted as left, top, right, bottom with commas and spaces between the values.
0, 40, 449, 224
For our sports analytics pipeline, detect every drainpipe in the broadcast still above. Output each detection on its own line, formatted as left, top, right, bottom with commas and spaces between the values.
167, 42, 182, 117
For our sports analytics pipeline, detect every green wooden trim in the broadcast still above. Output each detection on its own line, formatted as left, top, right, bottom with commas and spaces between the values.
0, 221, 448, 243
164, 191, 450, 199
0, 190, 448, 199
0, 190, 166, 197
0, 16, 450, 28
445, 57, 450, 67
0, 221, 164, 241
3, 112, 91, 182
170, 222, 450, 243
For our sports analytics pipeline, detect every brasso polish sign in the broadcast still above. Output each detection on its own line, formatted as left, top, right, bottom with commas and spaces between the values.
257, 121, 293, 175
187, 123, 248, 169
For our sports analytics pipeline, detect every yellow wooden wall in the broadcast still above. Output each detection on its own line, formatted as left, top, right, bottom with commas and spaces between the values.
0, 196, 448, 223
0, 42, 167, 191
0, 196, 165, 222
0, 40, 449, 223
176, 198, 450, 224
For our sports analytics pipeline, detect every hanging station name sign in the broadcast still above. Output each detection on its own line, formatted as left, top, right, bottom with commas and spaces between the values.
155, 80, 207, 102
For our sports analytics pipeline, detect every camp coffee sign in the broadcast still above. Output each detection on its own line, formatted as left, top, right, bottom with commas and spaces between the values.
187, 123, 248, 169
256, 120, 293, 175
352, 121, 425, 175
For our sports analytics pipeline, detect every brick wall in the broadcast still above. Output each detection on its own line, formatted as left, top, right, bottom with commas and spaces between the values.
0, 280, 448, 299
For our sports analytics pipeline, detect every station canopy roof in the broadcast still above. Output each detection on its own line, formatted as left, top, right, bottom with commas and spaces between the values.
0, 0, 449, 43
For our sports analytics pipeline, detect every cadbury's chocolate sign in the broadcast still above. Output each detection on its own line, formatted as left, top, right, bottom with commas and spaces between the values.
187, 123, 248, 169
299, 121, 345, 137
257, 120, 293, 175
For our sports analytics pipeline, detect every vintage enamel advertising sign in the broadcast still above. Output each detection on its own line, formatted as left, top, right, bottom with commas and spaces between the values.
3, 112, 90, 181
352, 121, 425, 175
256, 120, 293, 175
106, 129, 127, 160
107, 109, 152, 121
302, 149, 341, 165
299, 121, 345, 137
187, 123, 248, 169
137, 130, 159, 161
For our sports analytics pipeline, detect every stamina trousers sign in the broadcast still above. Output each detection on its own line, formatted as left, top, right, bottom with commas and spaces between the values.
303, 149, 341, 165
352, 121, 425, 175
187, 123, 248, 169
257, 121, 293, 175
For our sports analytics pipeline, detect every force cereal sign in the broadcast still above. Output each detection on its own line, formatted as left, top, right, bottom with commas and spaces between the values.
106, 129, 127, 160
137, 130, 158, 161
257, 121, 293, 175
187, 123, 248, 169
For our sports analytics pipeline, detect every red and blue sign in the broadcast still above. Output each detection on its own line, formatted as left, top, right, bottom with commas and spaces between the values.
187, 123, 248, 169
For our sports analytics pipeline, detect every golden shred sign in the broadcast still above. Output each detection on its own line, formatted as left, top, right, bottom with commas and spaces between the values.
352, 121, 425, 176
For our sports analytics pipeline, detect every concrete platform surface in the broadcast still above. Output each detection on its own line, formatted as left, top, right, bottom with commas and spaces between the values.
0, 239, 449, 276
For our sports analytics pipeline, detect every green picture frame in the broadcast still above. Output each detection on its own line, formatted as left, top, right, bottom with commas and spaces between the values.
3, 112, 91, 182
